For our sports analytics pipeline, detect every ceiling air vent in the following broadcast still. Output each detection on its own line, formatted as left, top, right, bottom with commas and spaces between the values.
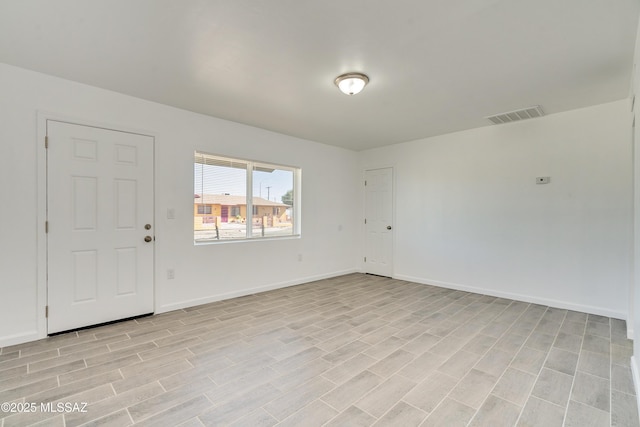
486, 105, 544, 125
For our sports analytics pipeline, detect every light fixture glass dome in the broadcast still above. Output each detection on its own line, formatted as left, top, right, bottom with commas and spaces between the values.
334, 72, 369, 95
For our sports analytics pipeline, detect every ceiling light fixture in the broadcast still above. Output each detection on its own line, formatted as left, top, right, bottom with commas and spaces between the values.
334, 72, 369, 95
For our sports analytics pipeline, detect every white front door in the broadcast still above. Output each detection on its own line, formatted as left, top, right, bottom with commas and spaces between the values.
47, 120, 154, 334
365, 168, 393, 277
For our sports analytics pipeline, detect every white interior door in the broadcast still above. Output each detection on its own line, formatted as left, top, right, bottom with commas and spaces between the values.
365, 168, 393, 277
47, 120, 154, 334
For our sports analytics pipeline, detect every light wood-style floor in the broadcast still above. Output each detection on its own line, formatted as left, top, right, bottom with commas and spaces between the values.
0, 273, 638, 426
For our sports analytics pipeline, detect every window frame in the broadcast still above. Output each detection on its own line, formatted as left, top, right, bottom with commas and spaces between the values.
194, 151, 301, 243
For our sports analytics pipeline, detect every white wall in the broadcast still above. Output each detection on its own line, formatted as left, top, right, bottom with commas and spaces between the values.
631, 13, 640, 405
1, 59, 634, 349
361, 100, 633, 319
0, 63, 360, 347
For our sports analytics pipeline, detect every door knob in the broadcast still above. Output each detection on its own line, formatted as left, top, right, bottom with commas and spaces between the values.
144, 236, 153, 242
387, 226, 392, 230
145, 224, 152, 230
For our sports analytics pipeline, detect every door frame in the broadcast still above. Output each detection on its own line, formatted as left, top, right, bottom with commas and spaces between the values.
362, 165, 396, 277
36, 112, 157, 339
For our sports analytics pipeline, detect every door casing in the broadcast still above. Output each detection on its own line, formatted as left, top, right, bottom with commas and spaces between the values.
364, 167, 395, 277
36, 113, 156, 339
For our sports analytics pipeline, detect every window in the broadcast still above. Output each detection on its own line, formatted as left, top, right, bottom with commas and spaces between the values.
194, 152, 300, 242
197, 205, 212, 215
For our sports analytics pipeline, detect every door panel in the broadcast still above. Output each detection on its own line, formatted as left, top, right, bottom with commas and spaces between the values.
47, 120, 154, 334
115, 247, 137, 295
115, 179, 137, 229
72, 251, 98, 302
365, 168, 393, 277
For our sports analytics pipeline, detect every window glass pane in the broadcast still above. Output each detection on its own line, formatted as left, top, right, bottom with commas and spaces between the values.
194, 152, 299, 243
194, 154, 247, 241
197, 205, 212, 214
252, 165, 294, 238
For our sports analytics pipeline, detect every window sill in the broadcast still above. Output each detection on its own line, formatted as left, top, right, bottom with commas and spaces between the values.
194, 234, 301, 246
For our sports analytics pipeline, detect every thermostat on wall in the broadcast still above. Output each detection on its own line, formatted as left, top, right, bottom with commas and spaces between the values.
536, 176, 550, 184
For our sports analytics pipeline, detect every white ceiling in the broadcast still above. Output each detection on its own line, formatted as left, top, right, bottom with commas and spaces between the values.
0, 1, 638, 151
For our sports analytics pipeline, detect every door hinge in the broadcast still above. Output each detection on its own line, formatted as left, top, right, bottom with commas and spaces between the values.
364, 257, 367, 262
364, 219, 367, 224
45, 136, 48, 149
45, 221, 49, 233
45, 306, 49, 318
364, 180, 367, 186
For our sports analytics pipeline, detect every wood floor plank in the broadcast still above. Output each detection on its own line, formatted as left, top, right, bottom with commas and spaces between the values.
0, 273, 636, 426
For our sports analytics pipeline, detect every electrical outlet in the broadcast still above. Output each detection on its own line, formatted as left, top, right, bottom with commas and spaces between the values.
167, 208, 175, 219
298, 254, 303, 262
167, 269, 175, 279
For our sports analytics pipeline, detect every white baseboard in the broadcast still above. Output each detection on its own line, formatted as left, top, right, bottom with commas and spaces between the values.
631, 356, 640, 422
0, 270, 358, 348
394, 274, 627, 320
1, 269, 627, 348
157, 269, 358, 313
0, 330, 41, 348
